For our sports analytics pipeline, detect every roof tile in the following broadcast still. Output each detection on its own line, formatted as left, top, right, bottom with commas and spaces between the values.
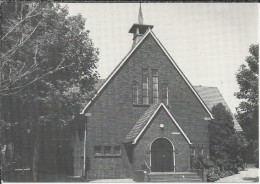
123, 102, 161, 143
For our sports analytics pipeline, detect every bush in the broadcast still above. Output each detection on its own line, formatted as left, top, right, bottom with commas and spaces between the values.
231, 167, 239, 174
201, 157, 215, 168
218, 171, 232, 178
206, 162, 240, 182
207, 171, 220, 182
229, 170, 234, 175
237, 167, 244, 171
194, 154, 215, 169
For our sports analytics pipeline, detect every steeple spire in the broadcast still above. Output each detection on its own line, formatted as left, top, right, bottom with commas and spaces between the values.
129, 3, 154, 47
138, 3, 144, 24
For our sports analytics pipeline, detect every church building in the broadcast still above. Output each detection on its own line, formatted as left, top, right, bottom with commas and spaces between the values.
72, 5, 219, 181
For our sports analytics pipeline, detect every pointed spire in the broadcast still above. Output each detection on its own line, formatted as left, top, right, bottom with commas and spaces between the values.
129, 3, 153, 47
138, 3, 144, 24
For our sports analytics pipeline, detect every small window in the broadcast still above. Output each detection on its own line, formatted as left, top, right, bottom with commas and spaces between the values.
114, 146, 121, 154
104, 146, 111, 155
132, 82, 138, 104
162, 84, 169, 105
94, 146, 102, 154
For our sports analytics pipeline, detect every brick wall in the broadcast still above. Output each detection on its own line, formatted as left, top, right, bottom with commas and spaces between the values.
82, 33, 210, 179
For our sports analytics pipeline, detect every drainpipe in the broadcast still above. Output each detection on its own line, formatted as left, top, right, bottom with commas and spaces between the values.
83, 113, 91, 179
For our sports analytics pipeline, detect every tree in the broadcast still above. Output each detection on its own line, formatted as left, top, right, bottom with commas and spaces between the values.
235, 44, 258, 165
235, 44, 258, 142
209, 103, 247, 169
1, 2, 98, 96
1, 2, 99, 181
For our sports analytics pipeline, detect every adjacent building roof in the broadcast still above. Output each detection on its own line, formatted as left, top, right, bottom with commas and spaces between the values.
194, 86, 243, 132
124, 102, 192, 144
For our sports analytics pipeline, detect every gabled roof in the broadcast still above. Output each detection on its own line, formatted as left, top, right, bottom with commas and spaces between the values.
123, 103, 192, 145
194, 86, 243, 132
81, 29, 214, 119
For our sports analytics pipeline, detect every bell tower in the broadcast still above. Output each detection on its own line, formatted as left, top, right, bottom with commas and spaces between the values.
129, 3, 154, 47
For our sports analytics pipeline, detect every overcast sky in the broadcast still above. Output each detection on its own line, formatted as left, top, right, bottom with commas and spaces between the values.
62, 3, 258, 113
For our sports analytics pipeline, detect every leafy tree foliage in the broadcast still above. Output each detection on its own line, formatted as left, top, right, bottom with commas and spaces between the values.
235, 44, 258, 142
209, 103, 248, 169
0, 2, 99, 181
1, 2, 99, 95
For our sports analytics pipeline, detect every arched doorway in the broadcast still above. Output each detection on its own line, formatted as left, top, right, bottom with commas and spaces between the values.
151, 138, 174, 172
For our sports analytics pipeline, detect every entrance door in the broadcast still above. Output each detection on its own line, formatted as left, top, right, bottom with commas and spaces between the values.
151, 138, 174, 172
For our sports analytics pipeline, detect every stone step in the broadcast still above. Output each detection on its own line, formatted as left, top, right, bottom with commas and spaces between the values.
148, 172, 203, 182
149, 179, 202, 183
149, 172, 200, 178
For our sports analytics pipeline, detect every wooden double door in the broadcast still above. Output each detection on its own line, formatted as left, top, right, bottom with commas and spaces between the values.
151, 138, 174, 172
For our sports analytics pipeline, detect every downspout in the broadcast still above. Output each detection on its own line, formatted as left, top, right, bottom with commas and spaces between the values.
83, 113, 91, 179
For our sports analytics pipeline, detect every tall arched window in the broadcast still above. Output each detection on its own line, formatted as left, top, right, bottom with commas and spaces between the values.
132, 81, 138, 104
162, 84, 169, 105
142, 68, 149, 104
152, 69, 159, 103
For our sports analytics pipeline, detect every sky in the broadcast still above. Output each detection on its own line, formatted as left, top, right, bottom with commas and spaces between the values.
62, 3, 258, 113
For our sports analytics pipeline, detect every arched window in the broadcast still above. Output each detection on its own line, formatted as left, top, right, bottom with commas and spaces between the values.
132, 81, 138, 104
162, 84, 169, 105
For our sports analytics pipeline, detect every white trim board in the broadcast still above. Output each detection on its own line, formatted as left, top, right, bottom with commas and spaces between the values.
132, 103, 192, 145
81, 29, 214, 119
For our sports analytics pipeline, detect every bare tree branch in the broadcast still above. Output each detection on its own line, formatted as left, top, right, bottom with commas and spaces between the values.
2, 21, 40, 61
1, 3, 40, 41
0, 60, 75, 96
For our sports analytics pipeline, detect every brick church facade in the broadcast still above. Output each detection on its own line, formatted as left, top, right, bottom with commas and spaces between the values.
72, 6, 215, 179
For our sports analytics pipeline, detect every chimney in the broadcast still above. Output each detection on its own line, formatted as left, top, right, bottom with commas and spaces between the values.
129, 3, 154, 47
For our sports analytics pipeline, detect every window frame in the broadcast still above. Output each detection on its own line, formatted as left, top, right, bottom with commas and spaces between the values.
162, 83, 169, 106
104, 146, 112, 155
114, 146, 121, 155
94, 146, 121, 158
132, 81, 139, 104
142, 68, 149, 104
94, 146, 102, 155
152, 69, 159, 103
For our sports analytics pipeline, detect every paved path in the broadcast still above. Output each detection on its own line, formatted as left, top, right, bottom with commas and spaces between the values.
89, 178, 134, 182
88, 168, 259, 183
218, 168, 259, 183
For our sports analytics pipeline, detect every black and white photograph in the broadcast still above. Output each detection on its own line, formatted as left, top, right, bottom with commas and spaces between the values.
0, 1, 259, 183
